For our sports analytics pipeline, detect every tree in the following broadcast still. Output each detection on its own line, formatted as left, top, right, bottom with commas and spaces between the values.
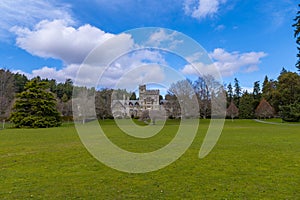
253, 81, 261, 100
227, 83, 233, 104
9, 78, 61, 128
14, 73, 28, 93
280, 103, 300, 122
239, 91, 254, 119
233, 78, 241, 107
226, 101, 239, 120
293, 4, 300, 71
252, 81, 261, 112
56, 79, 73, 100
95, 89, 113, 119
159, 95, 163, 102
0, 69, 15, 119
277, 72, 300, 105
57, 99, 72, 119
73, 87, 95, 124
276, 71, 300, 121
169, 79, 199, 119
280, 67, 288, 75
255, 98, 275, 119
129, 92, 137, 100
262, 76, 278, 111
164, 94, 180, 118
262, 76, 269, 97
193, 76, 211, 118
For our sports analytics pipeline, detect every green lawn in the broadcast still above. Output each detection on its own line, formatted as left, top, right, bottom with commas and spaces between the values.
0, 120, 299, 199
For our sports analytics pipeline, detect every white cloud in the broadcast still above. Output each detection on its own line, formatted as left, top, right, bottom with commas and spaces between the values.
12, 20, 116, 64
145, 29, 183, 50
214, 24, 225, 31
13, 46, 168, 88
0, 0, 73, 40
93, 49, 168, 88
13, 64, 79, 83
183, 0, 227, 20
181, 48, 267, 77
11, 19, 171, 88
105, 64, 166, 90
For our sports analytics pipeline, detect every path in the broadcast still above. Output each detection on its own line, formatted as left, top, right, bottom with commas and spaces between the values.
253, 119, 300, 126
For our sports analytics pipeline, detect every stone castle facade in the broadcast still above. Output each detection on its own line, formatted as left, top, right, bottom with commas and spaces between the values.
111, 85, 161, 118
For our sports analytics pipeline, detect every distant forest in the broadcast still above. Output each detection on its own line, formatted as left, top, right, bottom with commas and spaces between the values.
1, 67, 300, 124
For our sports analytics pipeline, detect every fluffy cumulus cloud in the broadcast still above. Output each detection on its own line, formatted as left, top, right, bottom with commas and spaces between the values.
181, 48, 267, 77
12, 20, 170, 88
12, 20, 115, 64
183, 0, 227, 20
0, 0, 73, 40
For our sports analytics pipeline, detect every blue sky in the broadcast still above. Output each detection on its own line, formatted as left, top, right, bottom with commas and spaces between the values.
0, 0, 298, 92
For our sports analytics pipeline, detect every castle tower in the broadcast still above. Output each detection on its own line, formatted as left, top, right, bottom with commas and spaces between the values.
139, 85, 146, 99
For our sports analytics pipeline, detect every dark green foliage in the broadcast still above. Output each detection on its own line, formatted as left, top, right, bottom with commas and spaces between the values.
226, 82, 233, 104
253, 81, 261, 100
280, 103, 300, 122
159, 95, 163, 101
14, 73, 28, 93
276, 71, 300, 121
55, 79, 73, 100
95, 88, 113, 119
293, 4, 300, 71
252, 81, 261, 112
262, 76, 279, 112
233, 78, 241, 107
277, 72, 300, 105
129, 92, 137, 100
9, 78, 61, 128
239, 91, 254, 119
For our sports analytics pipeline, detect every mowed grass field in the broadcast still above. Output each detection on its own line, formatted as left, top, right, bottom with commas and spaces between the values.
0, 120, 299, 199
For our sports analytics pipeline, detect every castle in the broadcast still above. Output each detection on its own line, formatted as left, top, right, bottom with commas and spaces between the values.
111, 85, 161, 118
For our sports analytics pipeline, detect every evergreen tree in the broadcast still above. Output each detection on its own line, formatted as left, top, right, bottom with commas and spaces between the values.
227, 83, 233, 104
262, 76, 278, 111
9, 78, 61, 128
280, 67, 288, 75
253, 81, 261, 100
262, 76, 269, 96
14, 73, 28, 93
233, 78, 241, 107
293, 4, 300, 71
129, 92, 137, 100
239, 91, 254, 119
252, 81, 261, 112
276, 71, 300, 121
280, 103, 300, 122
56, 79, 73, 100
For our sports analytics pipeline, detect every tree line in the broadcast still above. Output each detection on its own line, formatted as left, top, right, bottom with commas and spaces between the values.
1, 67, 299, 128
226, 68, 300, 121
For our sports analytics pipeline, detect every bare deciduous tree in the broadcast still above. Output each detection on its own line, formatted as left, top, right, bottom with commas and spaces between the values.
72, 87, 95, 124
168, 79, 199, 119
0, 69, 15, 119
